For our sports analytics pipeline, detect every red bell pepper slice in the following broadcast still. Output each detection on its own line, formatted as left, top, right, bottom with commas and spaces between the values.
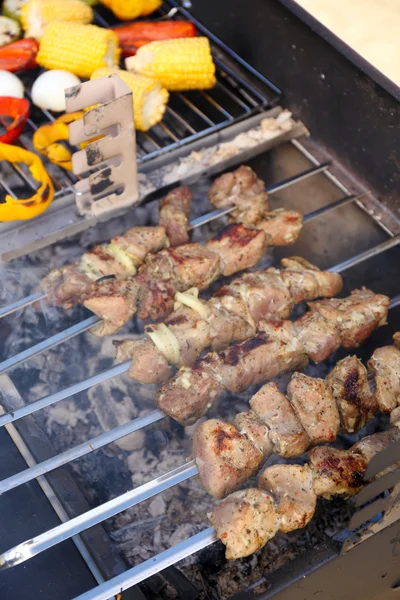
0, 38, 39, 73
112, 21, 197, 57
0, 97, 30, 145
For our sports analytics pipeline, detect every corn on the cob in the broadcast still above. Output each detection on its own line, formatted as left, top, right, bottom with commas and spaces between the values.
126, 37, 216, 91
37, 22, 120, 79
21, 0, 93, 40
100, 0, 162, 21
91, 67, 169, 131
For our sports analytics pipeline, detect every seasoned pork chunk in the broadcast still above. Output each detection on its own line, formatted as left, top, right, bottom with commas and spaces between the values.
256, 208, 303, 246
145, 243, 222, 292
39, 226, 169, 308
250, 382, 310, 457
287, 373, 340, 443
208, 165, 269, 225
114, 338, 171, 384
157, 362, 224, 425
259, 464, 316, 532
208, 488, 279, 559
280, 256, 343, 302
39, 266, 94, 309
394, 333, 400, 349
351, 430, 395, 464
293, 311, 341, 363
390, 407, 400, 429
327, 355, 377, 432
214, 269, 293, 325
233, 411, 273, 457
84, 279, 139, 331
308, 288, 390, 348
111, 225, 169, 262
206, 224, 268, 276
368, 344, 400, 413
193, 420, 264, 499
159, 186, 192, 246
309, 446, 367, 498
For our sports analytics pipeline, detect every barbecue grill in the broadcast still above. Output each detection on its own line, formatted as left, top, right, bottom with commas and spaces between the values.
0, 1, 399, 600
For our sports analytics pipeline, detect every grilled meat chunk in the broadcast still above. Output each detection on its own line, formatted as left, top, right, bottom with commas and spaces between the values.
280, 256, 343, 302
114, 338, 171, 383
39, 265, 94, 310
351, 430, 396, 464
308, 287, 390, 348
287, 373, 340, 444
250, 382, 310, 457
391, 407, 400, 429
259, 464, 316, 532
124, 257, 341, 383
193, 419, 264, 499
208, 488, 279, 559
293, 311, 341, 363
327, 355, 377, 432
206, 223, 268, 276
159, 186, 192, 246
157, 362, 224, 425
208, 165, 269, 225
368, 344, 400, 413
145, 243, 222, 292
309, 446, 367, 498
257, 208, 303, 246
111, 226, 169, 262
39, 226, 169, 308
84, 279, 139, 331
394, 332, 400, 349
156, 291, 387, 426
233, 411, 273, 457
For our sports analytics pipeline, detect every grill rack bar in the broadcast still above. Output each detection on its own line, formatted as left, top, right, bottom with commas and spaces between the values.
0, 189, 378, 379
75, 528, 217, 600
0, 295, 400, 576
0, 161, 330, 321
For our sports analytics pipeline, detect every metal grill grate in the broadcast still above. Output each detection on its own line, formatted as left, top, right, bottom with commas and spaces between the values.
0, 137, 400, 599
0, 0, 280, 209
1, 5, 400, 599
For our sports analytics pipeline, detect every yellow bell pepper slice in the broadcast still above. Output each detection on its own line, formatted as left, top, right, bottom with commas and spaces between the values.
33, 111, 103, 170
0, 142, 54, 221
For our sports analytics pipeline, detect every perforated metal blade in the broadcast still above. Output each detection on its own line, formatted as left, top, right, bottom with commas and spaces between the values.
65, 74, 138, 218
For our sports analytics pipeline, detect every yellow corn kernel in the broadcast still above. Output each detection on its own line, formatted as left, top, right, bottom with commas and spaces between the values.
37, 22, 120, 79
126, 37, 216, 91
100, 0, 162, 20
21, 0, 93, 40
91, 67, 169, 131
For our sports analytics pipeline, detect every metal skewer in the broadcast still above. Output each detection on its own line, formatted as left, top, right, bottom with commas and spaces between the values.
0, 189, 375, 379
0, 217, 395, 427
0, 161, 330, 321
1, 292, 398, 572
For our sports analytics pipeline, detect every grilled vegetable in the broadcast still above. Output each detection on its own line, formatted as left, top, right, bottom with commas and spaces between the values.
91, 67, 169, 131
33, 111, 101, 170
0, 96, 29, 143
20, 0, 93, 39
2, 0, 29, 23
0, 69, 24, 97
37, 22, 120, 78
100, 0, 162, 20
112, 20, 197, 57
0, 37, 38, 71
31, 70, 81, 112
126, 37, 216, 91
0, 142, 54, 220
0, 15, 20, 46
